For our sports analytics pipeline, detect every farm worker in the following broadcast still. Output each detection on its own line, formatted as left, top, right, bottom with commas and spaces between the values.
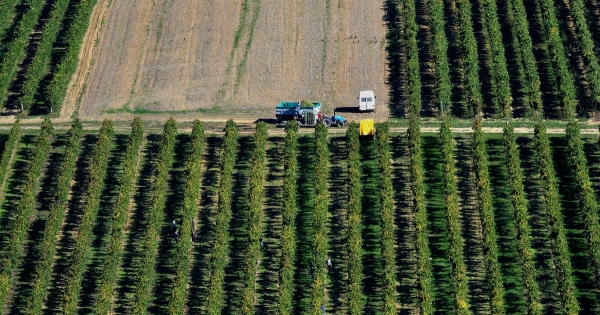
260, 237, 264, 250
327, 257, 332, 269
192, 229, 197, 244
174, 229, 179, 243
296, 102, 301, 111
172, 220, 176, 228
321, 305, 326, 314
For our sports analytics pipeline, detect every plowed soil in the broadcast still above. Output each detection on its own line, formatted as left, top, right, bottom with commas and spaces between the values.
66, 0, 390, 122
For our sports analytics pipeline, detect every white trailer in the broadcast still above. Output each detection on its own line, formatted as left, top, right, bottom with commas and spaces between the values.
358, 90, 376, 111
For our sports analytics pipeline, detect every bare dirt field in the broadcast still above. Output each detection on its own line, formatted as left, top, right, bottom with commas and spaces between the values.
64, 0, 390, 123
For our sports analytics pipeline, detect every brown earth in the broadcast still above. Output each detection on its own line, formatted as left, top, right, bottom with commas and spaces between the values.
63, 0, 390, 122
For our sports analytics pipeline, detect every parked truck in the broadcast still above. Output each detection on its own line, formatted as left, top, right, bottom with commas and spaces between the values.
275, 101, 321, 123
358, 90, 376, 111
275, 100, 346, 127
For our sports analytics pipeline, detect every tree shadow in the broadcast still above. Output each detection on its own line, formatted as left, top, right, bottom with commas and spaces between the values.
516, 136, 560, 313
495, 0, 528, 118
421, 136, 453, 314
114, 134, 162, 314
551, 136, 599, 313
0, 134, 36, 222
522, 0, 561, 118
186, 136, 222, 314
455, 138, 489, 314
326, 136, 348, 314
77, 134, 131, 314
43, 134, 97, 314
223, 136, 253, 314
4, 0, 57, 113
390, 134, 418, 314
256, 136, 284, 315
149, 134, 191, 315
292, 135, 315, 315
360, 138, 383, 314
29, 0, 83, 115
8, 133, 68, 314
383, 0, 407, 118
485, 138, 526, 314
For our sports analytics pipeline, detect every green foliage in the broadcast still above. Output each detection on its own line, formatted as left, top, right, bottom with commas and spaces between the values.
377, 122, 398, 314
502, 124, 542, 315
428, 0, 452, 111
538, 0, 577, 117
19, 0, 71, 109
0, 119, 53, 311
346, 122, 364, 314
60, 119, 114, 315
44, 0, 100, 113
506, 0, 542, 113
0, 120, 20, 215
472, 120, 505, 314
22, 119, 82, 315
565, 121, 600, 291
204, 120, 239, 315
167, 120, 205, 315
533, 122, 579, 314
309, 122, 330, 315
402, 0, 421, 115
456, 0, 482, 116
0, 0, 46, 105
568, 0, 600, 112
278, 121, 299, 315
240, 122, 268, 315
93, 118, 144, 315
480, 0, 511, 117
130, 118, 177, 315
301, 100, 314, 108
439, 120, 471, 314
408, 117, 434, 315
0, 0, 21, 39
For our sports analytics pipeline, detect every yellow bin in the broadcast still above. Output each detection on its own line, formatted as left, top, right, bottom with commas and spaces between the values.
359, 119, 375, 137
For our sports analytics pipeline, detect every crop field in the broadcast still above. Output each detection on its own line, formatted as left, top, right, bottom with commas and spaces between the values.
63, 0, 389, 121
0, 117, 598, 314
5, 0, 600, 122
388, 0, 600, 119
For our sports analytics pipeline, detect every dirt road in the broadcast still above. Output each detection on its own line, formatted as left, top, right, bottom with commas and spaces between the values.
65, 0, 389, 121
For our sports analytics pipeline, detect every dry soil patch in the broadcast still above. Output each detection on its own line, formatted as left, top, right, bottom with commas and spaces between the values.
68, 0, 390, 122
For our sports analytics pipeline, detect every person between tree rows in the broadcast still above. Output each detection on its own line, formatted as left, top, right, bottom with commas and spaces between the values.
174, 229, 179, 243
326, 257, 332, 270
259, 237, 264, 250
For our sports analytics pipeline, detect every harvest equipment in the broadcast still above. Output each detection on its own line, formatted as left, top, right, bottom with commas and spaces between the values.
359, 119, 375, 137
275, 100, 346, 128
275, 101, 321, 123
